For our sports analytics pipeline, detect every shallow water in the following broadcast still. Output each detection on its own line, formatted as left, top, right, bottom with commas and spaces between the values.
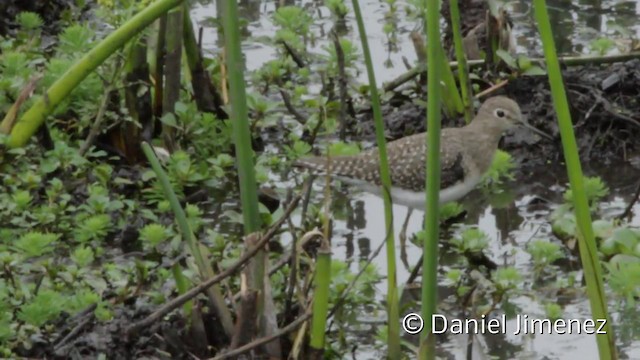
191, 1, 640, 358
191, 0, 640, 86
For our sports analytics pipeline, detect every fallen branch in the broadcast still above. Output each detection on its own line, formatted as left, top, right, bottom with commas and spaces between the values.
279, 88, 308, 124
617, 179, 640, 220
383, 52, 640, 92
475, 79, 509, 99
125, 193, 302, 338
53, 304, 97, 351
209, 312, 312, 360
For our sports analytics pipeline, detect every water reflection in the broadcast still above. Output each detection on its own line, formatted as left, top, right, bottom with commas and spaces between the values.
323, 161, 640, 359
192, 0, 640, 88
506, 0, 640, 55
329, 161, 640, 280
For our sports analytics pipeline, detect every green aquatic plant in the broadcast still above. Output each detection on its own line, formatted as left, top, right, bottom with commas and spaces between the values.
439, 202, 464, 221
495, 50, 547, 76
16, 12, 44, 31
481, 149, 516, 188
605, 258, 640, 308
273, 6, 313, 52
14, 232, 59, 259
330, 259, 382, 320
563, 176, 609, 208
326, 0, 349, 18
75, 214, 111, 243
452, 228, 489, 255
323, 38, 359, 73
527, 239, 564, 275
139, 224, 171, 248
493, 266, 522, 294
18, 290, 65, 327
284, 140, 312, 160
544, 303, 563, 321
71, 246, 95, 267
590, 38, 617, 56
449, 0, 473, 121
11, 190, 32, 212
551, 176, 610, 240
247, 93, 280, 128
600, 228, 640, 257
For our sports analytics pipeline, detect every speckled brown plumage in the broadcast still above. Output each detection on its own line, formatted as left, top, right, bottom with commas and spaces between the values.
296, 130, 467, 192
295, 96, 524, 208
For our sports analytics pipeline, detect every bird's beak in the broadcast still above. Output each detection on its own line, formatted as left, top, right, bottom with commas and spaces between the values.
520, 118, 553, 140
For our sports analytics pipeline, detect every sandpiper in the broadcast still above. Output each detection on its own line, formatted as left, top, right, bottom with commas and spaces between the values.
295, 96, 545, 210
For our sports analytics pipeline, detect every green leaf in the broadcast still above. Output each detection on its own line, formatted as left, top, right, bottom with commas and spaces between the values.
326, 141, 361, 156
160, 112, 178, 127
522, 66, 547, 76
611, 228, 640, 255
496, 49, 517, 68
592, 219, 614, 240
14, 232, 59, 258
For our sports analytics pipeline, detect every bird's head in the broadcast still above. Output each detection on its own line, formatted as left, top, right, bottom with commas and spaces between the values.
477, 96, 551, 139
477, 96, 523, 131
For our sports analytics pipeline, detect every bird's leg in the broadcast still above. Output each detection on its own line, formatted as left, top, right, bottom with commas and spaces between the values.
399, 208, 413, 271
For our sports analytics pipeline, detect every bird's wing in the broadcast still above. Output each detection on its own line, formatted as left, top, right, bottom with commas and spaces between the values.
383, 130, 467, 192
295, 129, 467, 192
294, 128, 465, 192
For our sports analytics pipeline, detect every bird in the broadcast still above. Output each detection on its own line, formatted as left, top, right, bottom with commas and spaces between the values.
294, 96, 545, 210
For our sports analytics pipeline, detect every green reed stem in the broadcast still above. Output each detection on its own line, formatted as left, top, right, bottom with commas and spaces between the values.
533, 1, 617, 359
448, 0, 473, 122
141, 142, 234, 336
351, 0, 400, 356
221, 0, 262, 265
421, 0, 442, 359
6, 0, 184, 148
309, 238, 332, 353
437, 44, 463, 118
172, 263, 192, 316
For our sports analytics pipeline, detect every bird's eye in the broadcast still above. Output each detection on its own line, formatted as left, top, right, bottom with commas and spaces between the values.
495, 109, 506, 118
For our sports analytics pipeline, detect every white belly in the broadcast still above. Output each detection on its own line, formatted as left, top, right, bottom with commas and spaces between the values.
339, 175, 482, 210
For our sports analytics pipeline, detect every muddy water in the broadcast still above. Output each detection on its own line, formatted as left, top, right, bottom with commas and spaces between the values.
326, 162, 640, 359
191, 0, 640, 359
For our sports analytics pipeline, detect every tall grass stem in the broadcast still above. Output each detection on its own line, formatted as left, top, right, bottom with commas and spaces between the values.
421, 0, 442, 358
351, 0, 401, 356
533, 1, 617, 359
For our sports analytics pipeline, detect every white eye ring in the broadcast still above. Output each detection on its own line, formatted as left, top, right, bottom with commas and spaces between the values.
494, 109, 506, 118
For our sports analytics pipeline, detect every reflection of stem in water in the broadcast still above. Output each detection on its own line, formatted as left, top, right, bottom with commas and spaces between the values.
345, 199, 355, 260
358, 237, 371, 261
399, 208, 413, 271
